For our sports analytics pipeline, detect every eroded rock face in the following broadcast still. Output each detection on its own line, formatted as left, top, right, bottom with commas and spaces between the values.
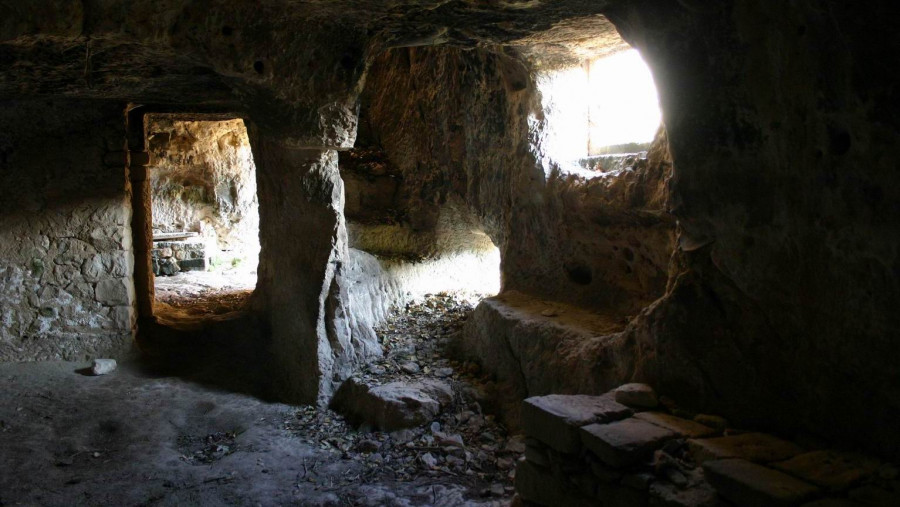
0, 0, 898, 461
608, 0, 900, 457
354, 46, 674, 317
330, 376, 453, 431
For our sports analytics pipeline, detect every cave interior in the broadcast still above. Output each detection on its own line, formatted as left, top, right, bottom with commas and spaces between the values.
0, 1, 898, 506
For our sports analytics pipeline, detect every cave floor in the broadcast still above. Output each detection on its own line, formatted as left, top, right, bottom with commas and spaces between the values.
0, 295, 514, 507
154, 269, 256, 317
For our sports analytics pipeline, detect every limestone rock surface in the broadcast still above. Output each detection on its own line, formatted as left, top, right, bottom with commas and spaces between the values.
331, 377, 453, 431
614, 383, 659, 409
522, 394, 631, 453
703, 458, 819, 507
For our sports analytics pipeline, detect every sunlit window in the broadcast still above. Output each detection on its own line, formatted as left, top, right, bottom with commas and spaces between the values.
538, 49, 661, 163
587, 50, 661, 153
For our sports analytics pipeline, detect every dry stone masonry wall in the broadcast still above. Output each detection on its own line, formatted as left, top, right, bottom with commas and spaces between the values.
0, 100, 135, 361
516, 385, 900, 506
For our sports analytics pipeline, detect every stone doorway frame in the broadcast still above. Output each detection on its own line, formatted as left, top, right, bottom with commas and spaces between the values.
125, 106, 252, 322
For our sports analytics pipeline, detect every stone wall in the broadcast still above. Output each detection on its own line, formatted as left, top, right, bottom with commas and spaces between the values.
0, 100, 135, 362
147, 117, 259, 268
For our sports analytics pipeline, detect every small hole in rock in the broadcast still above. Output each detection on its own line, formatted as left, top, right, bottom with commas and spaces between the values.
829, 126, 851, 155
565, 263, 593, 285
253, 61, 265, 74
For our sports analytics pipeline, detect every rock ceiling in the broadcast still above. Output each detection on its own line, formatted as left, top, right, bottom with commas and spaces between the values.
0, 1, 630, 106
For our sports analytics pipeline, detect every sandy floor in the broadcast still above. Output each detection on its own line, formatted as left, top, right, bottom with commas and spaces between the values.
0, 295, 515, 506
154, 270, 256, 317
0, 361, 508, 506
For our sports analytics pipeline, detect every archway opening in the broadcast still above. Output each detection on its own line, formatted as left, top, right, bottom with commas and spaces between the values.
145, 116, 260, 318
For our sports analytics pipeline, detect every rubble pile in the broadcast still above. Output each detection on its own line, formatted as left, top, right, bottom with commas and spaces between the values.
286, 293, 522, 500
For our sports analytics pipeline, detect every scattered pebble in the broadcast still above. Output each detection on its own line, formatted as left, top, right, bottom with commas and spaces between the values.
91, 359, 117, 376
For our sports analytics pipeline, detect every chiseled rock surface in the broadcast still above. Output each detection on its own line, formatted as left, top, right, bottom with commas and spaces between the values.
615, 383, 659, 409
522, 394, 632, 453
460, 291, 634, 425
703, 458, 819, 507
688, 433, 805, 464
773, 450, 881, 492
580, 418, 676, 468
634, 411, 717, 438
330, 377, 452, 431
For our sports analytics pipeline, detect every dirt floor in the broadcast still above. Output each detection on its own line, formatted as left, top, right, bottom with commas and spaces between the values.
0, 294, 517, 507
154, 270, 256, 316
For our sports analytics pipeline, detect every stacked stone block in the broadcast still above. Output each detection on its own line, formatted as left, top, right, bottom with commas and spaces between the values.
151, 240, 207, 275
515, 385, 900, 506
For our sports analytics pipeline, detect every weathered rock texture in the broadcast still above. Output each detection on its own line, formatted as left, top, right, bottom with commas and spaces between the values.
359, 46, 674, 316
146, 117, 259, 265
606, 0, 900, 458
0, 0, 898, 461
0, 100, 135, 361
250, 141, 380, 404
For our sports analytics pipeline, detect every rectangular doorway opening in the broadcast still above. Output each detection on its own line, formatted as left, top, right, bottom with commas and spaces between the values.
145, 116, 259, 318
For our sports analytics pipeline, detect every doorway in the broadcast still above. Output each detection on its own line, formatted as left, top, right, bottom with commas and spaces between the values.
144, 115, 259, 318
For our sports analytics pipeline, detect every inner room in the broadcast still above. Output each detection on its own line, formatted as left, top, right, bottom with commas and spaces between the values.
145, 116, 259, 317
1, 2, 898, 506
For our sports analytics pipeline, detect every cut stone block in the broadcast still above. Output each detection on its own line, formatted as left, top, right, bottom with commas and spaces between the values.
688, 433, 805, 464
522, 394, 632, 453
95, 279, 130, 305
330, 377, 452, 430
515, 459, 596, 507
634, 412, 717, 438
703, 458, 819, 507
91, 358, 117, 375
580, 418, 677, 468
773, 450, 880, 492
614, 383, 658, 409
694, 414, 728, 431
177, 258, 207, 271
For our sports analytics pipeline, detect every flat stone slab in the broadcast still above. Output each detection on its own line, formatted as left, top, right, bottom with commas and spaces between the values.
522, 394, 632, 453
703, 458, 819, 507
773, 450, 880, 492
580, 418, 677, 468
634, 411, 717, 438
614, 383, 658, 409
689, 433, 805, 464
330, 377, 452, 431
